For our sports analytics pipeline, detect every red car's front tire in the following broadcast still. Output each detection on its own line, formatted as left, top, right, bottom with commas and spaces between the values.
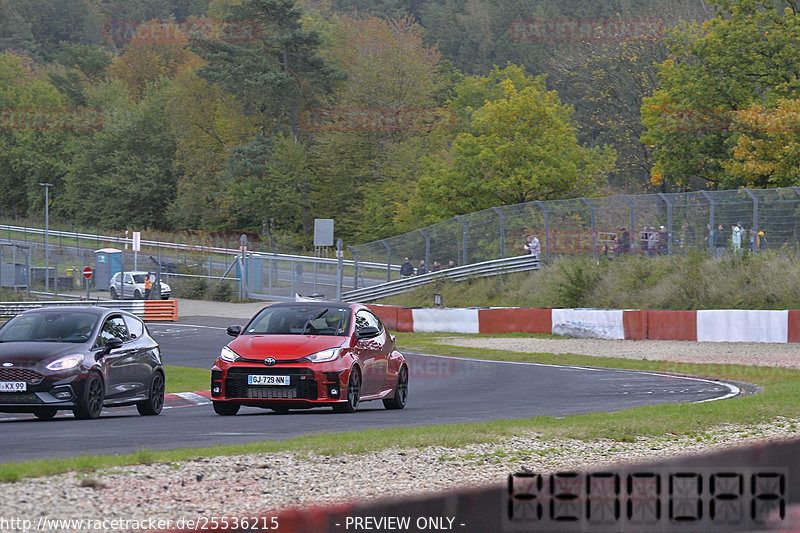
333, 367, 361, 413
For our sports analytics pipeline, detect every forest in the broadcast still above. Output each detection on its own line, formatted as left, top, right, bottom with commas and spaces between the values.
1, 0, 800, 249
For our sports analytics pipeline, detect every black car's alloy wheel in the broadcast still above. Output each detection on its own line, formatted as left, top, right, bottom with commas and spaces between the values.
213, 401, 240, 416
333, 367, 360, 413
32, 407, 58, 420
73, 373, 104, 420
137, 372, 165, 416
383, 365, 408, 410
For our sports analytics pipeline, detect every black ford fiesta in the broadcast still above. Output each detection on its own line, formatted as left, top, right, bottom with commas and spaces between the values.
0, 306, 165, 420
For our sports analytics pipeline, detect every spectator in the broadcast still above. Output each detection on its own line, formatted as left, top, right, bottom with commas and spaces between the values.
447, 260, 456, 269
640, 227, 649, 254
523, 234, 541, 256
749, 228, 756, 252
400, 257, 414, 278
756, 229, 767, 251
647, 226, 659, 256
731, 221, 744, 252
619, 228, 630, 253
704, 223, 713, 252
431, 261, 442, 272
658, 226, 668, 255
714, 223, 726, 257
417, 259, 427, 275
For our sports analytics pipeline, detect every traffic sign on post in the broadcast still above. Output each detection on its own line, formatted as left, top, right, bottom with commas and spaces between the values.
82, 266, 93, 300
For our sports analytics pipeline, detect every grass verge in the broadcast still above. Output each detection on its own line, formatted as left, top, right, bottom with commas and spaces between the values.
164, 365, 209, 394
1, 332, 798, 482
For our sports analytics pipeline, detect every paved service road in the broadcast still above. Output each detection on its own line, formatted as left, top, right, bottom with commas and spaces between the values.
0, 319, 738, 462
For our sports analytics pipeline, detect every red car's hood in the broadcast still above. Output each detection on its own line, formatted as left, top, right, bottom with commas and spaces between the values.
228, 335, 349, 359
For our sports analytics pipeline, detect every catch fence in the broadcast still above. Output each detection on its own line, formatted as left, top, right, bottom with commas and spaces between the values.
351, 187, 800, 277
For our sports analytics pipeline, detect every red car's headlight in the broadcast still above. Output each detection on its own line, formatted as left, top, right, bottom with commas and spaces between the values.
219, 346, 240, 362
305, 348, 342, 363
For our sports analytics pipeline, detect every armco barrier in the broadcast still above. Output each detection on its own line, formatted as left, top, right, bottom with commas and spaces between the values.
478, 307, 551, 334
697, 309, 788, 343
622, 309, 647, 340
0, 300, 178, 322
647, 309, 697, 341
551, 308, 625, 339
143, 300, 178, 322
370, 305, 800, 343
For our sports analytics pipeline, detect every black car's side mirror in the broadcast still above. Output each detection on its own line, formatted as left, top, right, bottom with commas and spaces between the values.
102, 338, 124, 355
227, 325, 242, 337
355, 326, 380, 340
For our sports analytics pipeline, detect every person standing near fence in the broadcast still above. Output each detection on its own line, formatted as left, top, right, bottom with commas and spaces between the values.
731, 221, 744, 253
523, 234, 540, 256
400, 258, 414, 278
715, 224, 726, 257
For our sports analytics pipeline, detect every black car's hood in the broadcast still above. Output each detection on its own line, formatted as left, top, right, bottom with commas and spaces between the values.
0, 342, 88, 364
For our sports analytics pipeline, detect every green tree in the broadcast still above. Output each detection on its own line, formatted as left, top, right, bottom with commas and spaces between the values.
0, 52, 74, 218
166, 68, 256, 229
63, 83, 178, 229
414, 76, 615, 221
641, 0, 800, 190
194, 0, 343, 141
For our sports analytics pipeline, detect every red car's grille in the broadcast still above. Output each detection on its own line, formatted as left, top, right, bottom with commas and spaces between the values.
225, 368, 317, 400
0, 368, 43, 383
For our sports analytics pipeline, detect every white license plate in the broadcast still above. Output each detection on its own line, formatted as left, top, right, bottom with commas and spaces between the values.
0, 382, 26, 392
248, 375, 290, 386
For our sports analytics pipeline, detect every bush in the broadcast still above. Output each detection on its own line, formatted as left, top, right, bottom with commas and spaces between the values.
380, 251, 800, 310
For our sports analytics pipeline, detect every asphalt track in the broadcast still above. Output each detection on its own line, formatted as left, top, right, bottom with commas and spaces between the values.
0, 318, 738, 463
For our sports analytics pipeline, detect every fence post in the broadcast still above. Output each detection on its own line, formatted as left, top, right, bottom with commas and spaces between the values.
581, 198, 596, 261
535, 201, 549, 265
491, 207, 505, 259
621, 194, 635, 252
419, 229, 430, 270
701, 191, 715, 254
382, 239, 391, 282
336, 239, 343, 301
659, 193, 673, 255
348, 246, 359, 290
455, 215, 468, 265
743, 188, 759, 232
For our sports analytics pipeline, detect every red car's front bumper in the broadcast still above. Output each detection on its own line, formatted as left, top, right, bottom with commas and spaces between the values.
211, 358, 354, 409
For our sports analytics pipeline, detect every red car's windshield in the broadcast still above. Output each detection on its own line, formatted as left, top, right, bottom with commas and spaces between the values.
243, 306, 351, 336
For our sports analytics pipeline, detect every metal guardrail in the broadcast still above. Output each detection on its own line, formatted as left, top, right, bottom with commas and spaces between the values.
0, 224, 398, 272
342, 254, 540, 302
0, 300, 146, 319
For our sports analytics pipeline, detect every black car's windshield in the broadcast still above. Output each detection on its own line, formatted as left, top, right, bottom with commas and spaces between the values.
244, 306, 350, 336
0, 312, 98, 343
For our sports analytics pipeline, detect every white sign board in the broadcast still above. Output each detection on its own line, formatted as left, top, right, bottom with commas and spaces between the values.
314, 219, 334, 247
132, 231, 141, 252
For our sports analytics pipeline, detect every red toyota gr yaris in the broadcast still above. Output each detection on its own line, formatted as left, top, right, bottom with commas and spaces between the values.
211, 302, 408, 415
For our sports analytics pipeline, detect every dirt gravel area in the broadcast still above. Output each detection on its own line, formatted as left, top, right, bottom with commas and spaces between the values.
438, 337, 800, 369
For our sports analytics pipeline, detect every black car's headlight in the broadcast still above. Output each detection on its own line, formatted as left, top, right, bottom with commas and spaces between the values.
45, 354, 84, 372
305, 348, 342, 363
219, 346, 241, 362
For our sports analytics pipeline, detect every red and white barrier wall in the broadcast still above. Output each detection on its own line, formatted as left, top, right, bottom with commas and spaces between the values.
368, 305, 800, 343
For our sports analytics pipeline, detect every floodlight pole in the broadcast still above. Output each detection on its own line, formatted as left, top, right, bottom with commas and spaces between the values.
39, 183, 53, 292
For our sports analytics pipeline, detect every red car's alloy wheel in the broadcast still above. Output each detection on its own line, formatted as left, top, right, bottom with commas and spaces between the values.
334, 368, 360, 413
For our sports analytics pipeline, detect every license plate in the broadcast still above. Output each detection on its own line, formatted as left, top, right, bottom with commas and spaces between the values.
0, 382, 26, 392
248, 375, 290, 386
